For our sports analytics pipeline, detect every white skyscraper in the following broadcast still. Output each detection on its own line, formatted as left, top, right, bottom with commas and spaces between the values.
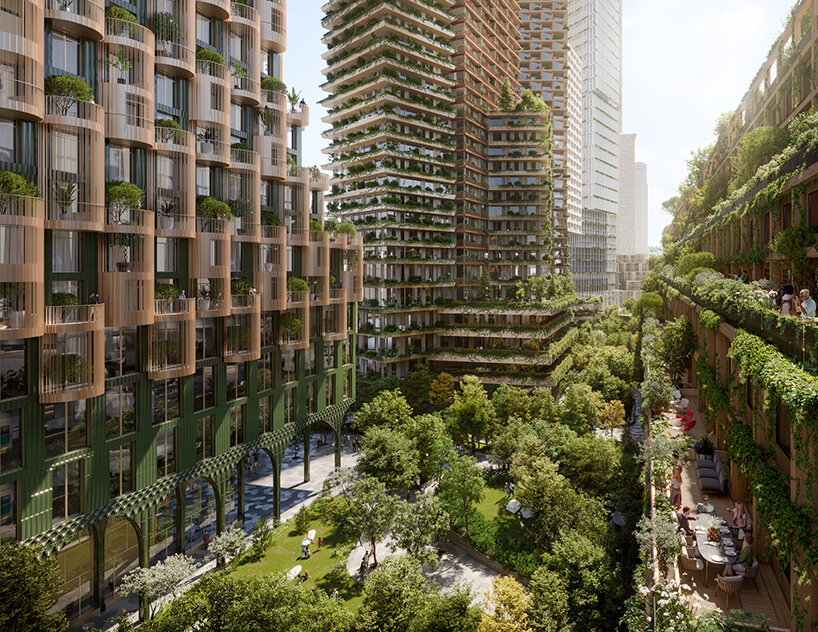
566, 0, 622, 300
617, 133, 649, 300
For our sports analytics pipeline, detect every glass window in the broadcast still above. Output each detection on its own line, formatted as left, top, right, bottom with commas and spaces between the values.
196, 415, 214, 461
230, 103, 242, 131
52, 460, 82, 525
109, 444, 133, 499
153, 378, 181, 424
259, 395, 272, 434
0, 120, 14, 162
229, 406, 245, 447
226, 362, 246, 400
323, 342, 336, 370
52, 230, 81, 272
105, 327, 138, 378
196, 165, 210, 196
0, 481, 16, 544
282, 349, 295, 383
258, 352, 273, 391
105, 382, 136, 438
195, 14, 211, 44
156, 237, 177, 273
194, 364, 215, 411
157, 156, 175, 191
155, 74, 176, 109
107, 145, 131, 183
0, 338, 26, 400
196, 318, 217, 360
44, 401, 87, 458
0, 408, 22, 473
52, 32, 79, 74
156, 428, 175, 478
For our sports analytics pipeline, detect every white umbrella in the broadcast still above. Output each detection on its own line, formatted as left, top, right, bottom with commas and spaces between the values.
307, 529, 316, 540
286, 565, 302, 581
301, 537, 312, 546
505, 499, 521, 514
520, 508, 532, 519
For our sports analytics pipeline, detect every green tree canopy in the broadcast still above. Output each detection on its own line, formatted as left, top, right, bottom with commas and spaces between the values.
0, 544, 67, 632
498, 77, 518, 111
491, 384, 532, 423
429, 371, 456, 409
410, 586, 480, 632
437, 451, 485, 535
446, 375, 496, 452
657, 317, 695, 384
401, 366, 434, 414
346, 476, 402, 565
733, 125, 790, 186
478, 575, 531, 632
355, 388, 413, 430
527, 566, 570, 632
357, 556, 427, 632
559, 383, 603, 435
404, 413, 453, 482
358, 426, 420, 492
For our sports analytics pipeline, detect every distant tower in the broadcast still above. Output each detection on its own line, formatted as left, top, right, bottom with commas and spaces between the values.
617, 133, 649, 299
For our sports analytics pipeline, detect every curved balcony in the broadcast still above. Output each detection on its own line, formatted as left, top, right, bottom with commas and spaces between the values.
287, 103, 309, 128
152, 9, 196, 78
232, 74, 261, 106
259, 0, 286, 52
286, 289, 306, 308
149, 299, 195, 380
192, 60, 230, 127
322, 303, 347, 341
101, 221, 155, 327
225, 311, 260, 363
0, 195, 44, 339
41, 304, 105, 404
0, 1, 44, 121
231, 146, 259, 171
192, 217, 231, 317
44, 97, 105, 232
230, 218, 259, 242
256, 133, 287, 180
279, 306, 308, 350
45, 0, 105, 41
154, 128, 196, 238
196, 0, 230, 20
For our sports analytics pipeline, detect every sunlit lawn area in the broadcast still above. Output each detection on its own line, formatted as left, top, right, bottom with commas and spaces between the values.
474, 482, 528, 541
229, 510, 364, 610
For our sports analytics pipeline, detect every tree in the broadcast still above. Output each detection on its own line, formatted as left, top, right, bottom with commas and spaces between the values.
250, 517, 274, 559
599, 399, 626, 438
404, 413, 453, 481
401, 366, 434, 414
541, 530, 609, 632
529, 388, 559, 424
446, 375, 496, 452
357, 556, 427, 632
478, 575, 531, 632
355, 388, 413, 430
732, 125, 790, 185
516, 88, 548, 112
437, 452, 485, 535
429, 372, 455, 409
208, 526, 247, 566
356, 375, 401, 410
527, 567, 569, 632
559, 383, 603, 435
633, 291, 664, 322
393, 494, 450, 567
0, 544, 67, 632
498, 77, 518, 111
561, 434, 621, 498
117, 554, 199, 619
492, 417, 536, 469
641, 367, 674, 415
491, 384, 531, 423
346, 476, 401, 565
358, 426, 420, 492
657, 317, 695, 384
411, 586, 480, 632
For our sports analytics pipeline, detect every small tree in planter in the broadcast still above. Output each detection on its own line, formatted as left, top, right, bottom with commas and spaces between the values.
260, 76, 286, 93
231, 63, 247, 89
151, 11, 181, 56
155, 283, 180, 311
286, 276, 308, 301
338, 221, 357, 236
231, 277, 251, 296
197, 283, 212, 311
693, 436, 715, 460
155, 118, 184, 144
108, 50, 131, 84
53, 181, 77, 219
196, 47, 225, 73
280, 312, 302, 338
196, 196, 232, 220
106, 181, 144, 224
44, 75, 93, 115
0, 171, 39, 214
287, 87, 302, 111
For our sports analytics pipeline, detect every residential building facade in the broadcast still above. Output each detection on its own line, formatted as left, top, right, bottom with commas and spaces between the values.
0, 0, 362, 625
566, 0, 622, 300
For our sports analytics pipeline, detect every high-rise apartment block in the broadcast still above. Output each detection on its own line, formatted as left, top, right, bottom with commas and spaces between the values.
323, 0, 576, 387
0, 0, 362, 623
566, 0, 622, 300
617, 133, 648, 300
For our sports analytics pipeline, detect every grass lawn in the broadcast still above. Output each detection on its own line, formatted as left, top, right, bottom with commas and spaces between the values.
474, 482, 529, 541
229, 510, 364, 611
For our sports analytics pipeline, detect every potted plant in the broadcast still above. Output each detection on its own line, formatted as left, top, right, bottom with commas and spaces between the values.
51, 291, 79, 322
260, 76, 286, 93
196, 47, 225, 73
151, 11, 181, 56
108, 50, 131, 84
287, 87, 302, 112
196, 127, 214, 153
197, 284, 211, 311
0, 283, 21, 329
106, 181, 144, 224
281, 312, 302, 337
693, 436, 715, 460
111, 233, 134, 272
231, 63, 247, 89
53, 181, 77, 219
155, 118, 183, 144
209, 282, 222, 309
196, 196, 232, 220
286, 276, 308, 301
157, 198, 176, 230
231, 277, 251, 296
155, 282, 180, 311
0, 170, 38, 214
44, 75, 93, 115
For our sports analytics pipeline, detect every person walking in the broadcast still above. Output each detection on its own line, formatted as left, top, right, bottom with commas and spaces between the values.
317, 536, 323, 551
509, 482, 515, 498
301, 545, 306, 559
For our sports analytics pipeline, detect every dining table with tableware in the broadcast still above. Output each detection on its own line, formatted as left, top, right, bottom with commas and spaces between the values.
694, 515, 738, 584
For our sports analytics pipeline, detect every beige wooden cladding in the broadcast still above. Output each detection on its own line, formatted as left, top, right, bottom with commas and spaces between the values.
228, 2, 260, 106
259, 225, 285, 311
101, 210, 155, 327
259, 0, 286, 52
225, 300, 261, 363
228, 151, 261, 241
307, 231, 330, 305
257, 131, 287, 180
45, 0, 105, 41
153, 128, 196, 239
192, 60, 230, 166
192, 217, 231, 317
287, 103, 309, 128
279, 305, 308, 350
0, 196, 44, 339
0, 0, 44, 121
152, 0, 196, 78
41, 304, 105, 403
44, 97, 105, 232
149, 299, 195, 379
322, 302, 347, 342
101, 19, 155, 148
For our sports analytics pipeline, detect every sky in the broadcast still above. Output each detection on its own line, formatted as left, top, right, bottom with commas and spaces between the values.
285, 0, 796, 247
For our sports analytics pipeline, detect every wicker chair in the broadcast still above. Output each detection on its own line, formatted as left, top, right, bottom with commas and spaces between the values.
740, 560, 760, 591
716, 574, 744, 609
680, 546, 704, 582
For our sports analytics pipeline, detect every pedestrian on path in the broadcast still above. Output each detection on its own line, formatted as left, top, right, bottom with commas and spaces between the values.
509, 482, 514, 498
301, 545, 306, 559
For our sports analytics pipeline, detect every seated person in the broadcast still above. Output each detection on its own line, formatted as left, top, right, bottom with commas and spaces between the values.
677, 506, 696, 536
723, 533, 754, 576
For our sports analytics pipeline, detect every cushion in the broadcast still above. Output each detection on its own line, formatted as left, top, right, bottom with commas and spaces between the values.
699, 477, 726, 493
697, 462, 718, 473
721, 575, 743, 584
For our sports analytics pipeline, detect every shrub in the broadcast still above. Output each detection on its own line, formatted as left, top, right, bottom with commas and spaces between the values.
231, 278, 251, 295
105, 5, 137, 21
196, 47, 225, 65
260, 76, 287, 92
155, 283, 180, 300
51, 292, 79, 306
0, 171, 39, 208
281, 312, 302, 336
151, 11, 181, 42
231, 141, 249, 150
286, 277, 308, 292
105, 181, 144, 219
196, 196, 232, 219
309, 219, 323, 232
338, 221, 357, 236
693, 436, 715, 456
44, 75, 93, 101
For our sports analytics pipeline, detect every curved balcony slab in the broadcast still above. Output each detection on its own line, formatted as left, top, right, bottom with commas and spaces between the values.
193, 217, 231, 317
196, 136, 230, 167
230, 218, 259, 242
279, 306, 309, 350
45, 0, 105, 41
224, 310, 260, 363
152, 8, 196, 79
0, 2, 44, 120
149, 299, 196, 380
258, 0, 286, 52
196, 0, 230, 20
257, 133, 287, 180
287, 104, 309, 127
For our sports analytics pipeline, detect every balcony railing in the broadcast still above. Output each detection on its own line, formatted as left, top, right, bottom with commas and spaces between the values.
154, 298, 194, 317
45, 304, 100, 326
45, 95, 103, 126
231, 294, 259, 310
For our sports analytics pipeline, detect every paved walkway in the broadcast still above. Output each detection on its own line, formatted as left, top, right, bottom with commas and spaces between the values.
81, 439, 360, 631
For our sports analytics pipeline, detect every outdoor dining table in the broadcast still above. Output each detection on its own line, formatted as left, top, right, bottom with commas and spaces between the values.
694, 519, 738, 584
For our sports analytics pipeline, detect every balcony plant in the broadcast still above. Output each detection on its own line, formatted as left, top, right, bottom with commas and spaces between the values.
693, 436, 715, 460
260, 76, 286, 93
44, 75, 93, 115
261, 210, 281, 227
155, 118, 184, 144
196, 196, 232, 220
155, 283, 180, 313
259, 106, 275, 136
157, 198, 177, 230
45, 352, 90, 388
197, 283, 212, 311
287, 277, 308, 293
151, 11, 182, 52
52, 181, 77, 219
196, 47, 225, 71
228, 198, 252, 220
108, 51, 131, 84
106, 181, 144, 224
281, 312, 303, 337
0, 171, 38, 214
231, 278, 251, 296
231, 63, 247, 89
338, 221, 357, 236
105, 5, 138, 37
287, 87, 302, 112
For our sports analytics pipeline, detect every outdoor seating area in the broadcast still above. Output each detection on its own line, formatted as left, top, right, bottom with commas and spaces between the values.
664, 391, 791, 628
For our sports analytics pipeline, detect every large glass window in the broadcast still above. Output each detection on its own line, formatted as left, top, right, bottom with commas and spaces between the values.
0, 408, 22, 473
194, 364, 215, 411
44, 401, 87, 458
153, 378, 181, 424
52, 32, 79, 74
196, 415, 214, 461
156, 237, 178, 273
52, 231, 81, 273
53, 130, 79, 174
109, 445, 133, 499
259, 395, 272, 434
0, 338, 26, 400
282, 349, 295, 383
52, 460, 82, 524
105, 382, 136, 438
0, 120, 15, 162
196, 318, 217, 360
258, 352, 273, 391
226, 363, 246, 400
195, 14, 211, 44
156, 428, 175, 478
105, 327, 138, 378
155, 73, 176, 110
0, 481, 15, 544
106, 145, 131, 183
229, 406, 245, 447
